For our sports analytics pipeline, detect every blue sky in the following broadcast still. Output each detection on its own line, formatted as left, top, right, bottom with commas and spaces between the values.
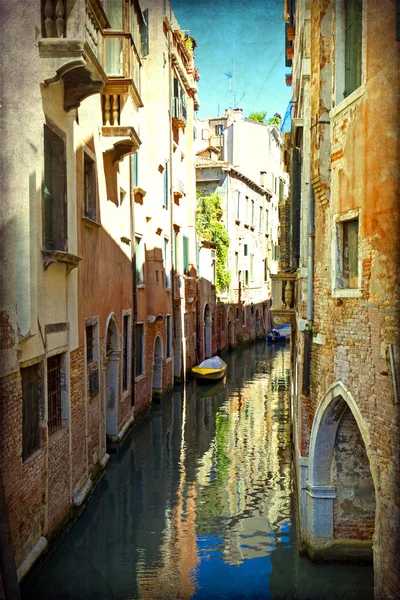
171, 0, 291, 121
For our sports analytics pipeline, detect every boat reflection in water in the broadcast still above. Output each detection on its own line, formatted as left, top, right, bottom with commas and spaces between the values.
24, 344, 373, 600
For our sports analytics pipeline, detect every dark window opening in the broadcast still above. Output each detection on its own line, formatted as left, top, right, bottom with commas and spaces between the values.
86, 325, 94, 364
84, 153, 97, 221
135, 324, 144, 377
47, 354, 62, 435
344, 0, 362, 97
22, 364, 41, 460
44, 124, 67, 251
342, 219, 359, 288
122, 315, 130, 390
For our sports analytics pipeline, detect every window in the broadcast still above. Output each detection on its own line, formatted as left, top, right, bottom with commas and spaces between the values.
336, 218, 359, 289
236, 307, 239, 320
173, 229, 179, 271
166, 315, 172, 358
105, 37, 123, 75
250, 254, 254, 280
84, 153, 97, 221
259, 206, 262, 231
245, 197, 249, 223
135, 324, 144, 377
243, 306, 247, 326
245, 270, 249, 286
44, 124, 67, 251
104, 0, 123, 29
202, 129, 210, 140
344, 0, 362, 97
211, 249, 216, 285
140, 8, 149, 57
173, 78, 187, 124
47, 354, 67, 435
183, 235, 189, 274
251, 200, 254, 226
235, 252, 238, 276
279, 179, 285, 203
163, 161, 169, 208
22, 364, 42, 460
86, 325, 94, 364
132, 153, 138, 187
236, 190, 240, 220
215, 124, 223, 135
260, 171, 266, 187
164, 237, 171, 288
135, 236, 144, 284
264, 258, 268, 282
244, 244, 248, 256
122, 314, 131, 391
265, 209, 269, 234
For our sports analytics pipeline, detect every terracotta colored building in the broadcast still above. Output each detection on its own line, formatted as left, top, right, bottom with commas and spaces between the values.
0, 0, 199, 590
282, 1, 400, 598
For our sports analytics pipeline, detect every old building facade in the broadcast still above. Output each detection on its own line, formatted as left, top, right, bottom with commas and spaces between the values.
195, 109, 288, 355
0, 0, 199, 588
282, 0, 400, 598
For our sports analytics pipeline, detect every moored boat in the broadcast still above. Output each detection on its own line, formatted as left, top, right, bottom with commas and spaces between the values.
266, 324, 291, 343
192, 356, 227, 381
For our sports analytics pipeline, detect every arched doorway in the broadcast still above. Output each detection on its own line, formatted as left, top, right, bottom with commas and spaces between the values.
204, 304, 212, 358
105, 314, 120, 436
306, 382, 376, 563
227, 307, 235, 348
152, 336, 163, 397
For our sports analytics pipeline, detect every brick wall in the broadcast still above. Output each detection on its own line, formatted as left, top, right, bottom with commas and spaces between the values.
331, 406, 375, 540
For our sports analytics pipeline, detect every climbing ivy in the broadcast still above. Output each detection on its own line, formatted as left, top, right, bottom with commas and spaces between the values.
196, 192, 231, 293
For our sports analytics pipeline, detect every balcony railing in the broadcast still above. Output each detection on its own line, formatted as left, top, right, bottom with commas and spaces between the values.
39, 0, 109, 110
270, 273, 296, 311
172, 98, 187, 128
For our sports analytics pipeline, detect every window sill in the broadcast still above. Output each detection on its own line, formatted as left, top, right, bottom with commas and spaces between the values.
235, 219, 241, 225
166, 356, 172, 363
22, 447, 44, 465
82, 216, 101, 229
332, 287, 362, 298
330, 85, 366, 119
136, 283, 145, 289
42, 250, 82, 273
121, 389, 131, 401
135, 374, 145, 382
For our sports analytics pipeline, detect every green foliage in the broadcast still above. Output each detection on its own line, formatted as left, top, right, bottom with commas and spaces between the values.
248, 111, 267, 123
196, 192, 231, 293
248, 112, 281, 126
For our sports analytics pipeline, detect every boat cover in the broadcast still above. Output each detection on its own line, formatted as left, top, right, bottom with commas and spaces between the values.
197, 356, 227, 369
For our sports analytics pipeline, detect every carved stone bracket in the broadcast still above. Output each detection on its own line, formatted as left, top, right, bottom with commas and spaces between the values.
42, 250, 83, 273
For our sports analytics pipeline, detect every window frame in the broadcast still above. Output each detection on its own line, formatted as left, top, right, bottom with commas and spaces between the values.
21, 361, 43, 461
166, 314, 172, 359
135, 234, 145, 285
332, 209, 362, 297
135, 322, 145, 378
43, 121, 67, 252
122, 311, 131, 392
47, 352, 68, 436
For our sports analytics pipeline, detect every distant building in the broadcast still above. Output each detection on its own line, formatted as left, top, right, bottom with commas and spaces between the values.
195, 109, 288, 352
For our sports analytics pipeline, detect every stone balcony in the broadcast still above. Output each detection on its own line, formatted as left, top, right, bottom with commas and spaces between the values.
270, 273, 297, 326
39, 0, 109, 111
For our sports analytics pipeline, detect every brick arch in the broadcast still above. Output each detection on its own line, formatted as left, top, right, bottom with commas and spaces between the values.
308, 381, 376, 489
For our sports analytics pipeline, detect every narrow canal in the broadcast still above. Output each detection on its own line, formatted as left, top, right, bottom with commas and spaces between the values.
24, 343, 373, 600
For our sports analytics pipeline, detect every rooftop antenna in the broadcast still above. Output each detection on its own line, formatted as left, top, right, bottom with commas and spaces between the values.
233, 40, 237, 108
225, 72, 233, 108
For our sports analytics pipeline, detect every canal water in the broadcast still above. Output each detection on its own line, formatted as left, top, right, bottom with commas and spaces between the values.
24, 343, 373, 600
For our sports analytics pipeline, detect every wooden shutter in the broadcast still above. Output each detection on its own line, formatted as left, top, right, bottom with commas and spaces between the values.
183, 236, 189, 274
344, 0, 362, 97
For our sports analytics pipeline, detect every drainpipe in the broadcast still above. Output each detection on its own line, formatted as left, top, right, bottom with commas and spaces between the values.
130, 156, 137, 408
167, 19, 177, 381
302, 182, 314, 395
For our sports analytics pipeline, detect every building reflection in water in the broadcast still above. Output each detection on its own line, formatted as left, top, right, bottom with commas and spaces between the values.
24, 344, 373, 600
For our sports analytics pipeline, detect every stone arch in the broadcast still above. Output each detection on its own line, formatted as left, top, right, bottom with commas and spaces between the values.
104, 313, 120, 436
306, 381, 377, 561
204, 304, 212, 358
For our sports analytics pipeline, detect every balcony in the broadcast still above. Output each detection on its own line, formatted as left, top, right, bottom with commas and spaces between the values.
102, 125, 141, 163
270, 273, 296, 326
172, 98, 187, 129
39, 0, 109, 111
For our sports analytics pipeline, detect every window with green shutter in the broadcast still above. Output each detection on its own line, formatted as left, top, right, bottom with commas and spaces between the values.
344, 0, 362, 97
140, 9, 149, 57
163, 161, 168, 209
183, 235, 189, 274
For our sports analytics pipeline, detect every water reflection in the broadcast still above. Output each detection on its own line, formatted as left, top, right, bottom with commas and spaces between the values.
24, 344, 373, 600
